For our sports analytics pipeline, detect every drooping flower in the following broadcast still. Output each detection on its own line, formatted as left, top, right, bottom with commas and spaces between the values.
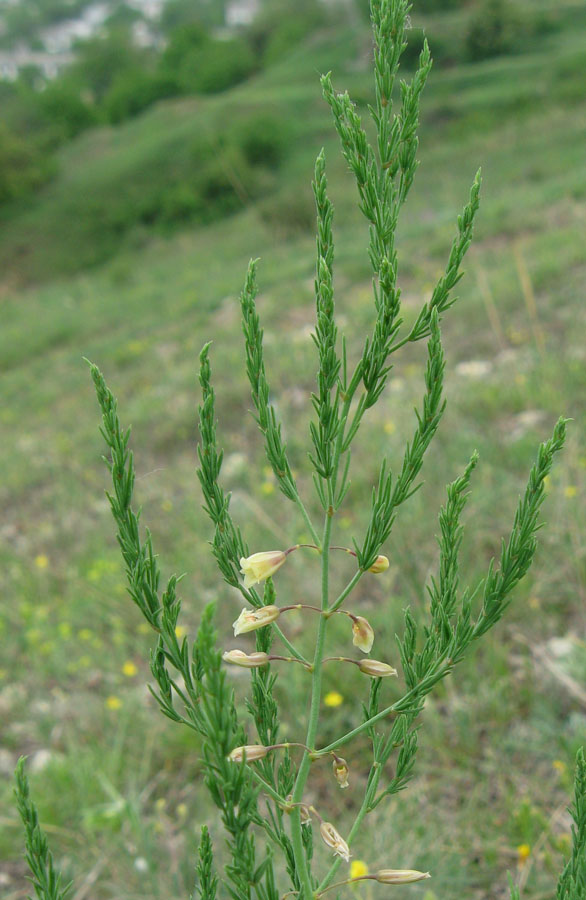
233, 605, 280, 635
240, 551, 287, 588
223, 649, 270, 668
375, 870, 430, 884
332, 756, 349, 789
351, 615, 374, 653
228, 745, 269, 763
320, 822, 351, 862
358, 659, 397, 678
368, 555, 389, 574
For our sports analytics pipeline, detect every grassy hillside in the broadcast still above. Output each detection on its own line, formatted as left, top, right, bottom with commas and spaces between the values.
1, 3, 585, 898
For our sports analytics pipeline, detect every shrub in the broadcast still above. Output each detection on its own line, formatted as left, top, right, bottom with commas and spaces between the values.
465, 0, 523, 62
233, 113, 291, 169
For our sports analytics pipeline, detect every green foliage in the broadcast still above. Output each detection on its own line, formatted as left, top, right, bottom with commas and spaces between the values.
465, 0, 523, 62
160, 24, 256, 95
81, 1, 568, 897
14, 758, 71, 900
252, 0, 329, 65
34, 82, 97, 140
70, 31, 151, 105
556, 749, 586, 900
0, 124, 55, 204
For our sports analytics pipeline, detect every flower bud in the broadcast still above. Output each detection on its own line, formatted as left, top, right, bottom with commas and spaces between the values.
228, 744, 269, 763
233, 605, 280, 635
368, 555, 389, 574
240, 551, 287, 588
332, 756, 349, 789
351, 615, 374, 653
223, 650, 270, 668
358, 659, 397, 678
319, 822, 351, 862
375, 870, 430, 884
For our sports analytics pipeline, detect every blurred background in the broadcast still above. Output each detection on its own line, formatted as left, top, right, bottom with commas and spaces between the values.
0, 0, 585, 897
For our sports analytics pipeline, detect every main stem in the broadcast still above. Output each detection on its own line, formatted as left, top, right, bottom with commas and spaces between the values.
290, 507, 333, 899
289, 375, 361, 898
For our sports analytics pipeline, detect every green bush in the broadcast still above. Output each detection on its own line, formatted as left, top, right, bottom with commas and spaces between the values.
35, 82, 97, 140
160, 24, 256, 95
465, 0, 523, 62
233, 113, 291, 169
102, 70, 176, 124
0, 125, 55, 205
251, 0, 328, 65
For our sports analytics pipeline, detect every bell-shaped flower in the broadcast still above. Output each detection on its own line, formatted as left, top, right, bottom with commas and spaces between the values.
375, 870, 430, 884
351, 615, 374, 653
233, 605, 280, 635
223, 649, 270, 668
228, 744, 269, 763
358, 659, 397, 678
368, 554, 389, 574
319, 822, 351, 862
332, 756, 349, 789
240, 551, 287, 588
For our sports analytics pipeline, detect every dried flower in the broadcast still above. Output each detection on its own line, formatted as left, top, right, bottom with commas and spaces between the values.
332, 756, 349, 789
368, 555, 389, 574
233, 605, 280, 635
351, 615, 374, 653
228, 744, 269, 763
240, 551, 287, 588
222, 649, 270, 668
320, 822, 351, 862
375, 870, 430, 884
358, 659, 397, 678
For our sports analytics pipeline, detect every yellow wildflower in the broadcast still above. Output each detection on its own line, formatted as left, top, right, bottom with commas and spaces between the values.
106, 696, 123, 710
35, 555, 49, 569
350, 860, 368, 880
122, 661, 138, 677
324, 691, 343, 708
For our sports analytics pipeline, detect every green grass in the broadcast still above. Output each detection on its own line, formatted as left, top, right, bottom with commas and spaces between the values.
1, 3, 585, 898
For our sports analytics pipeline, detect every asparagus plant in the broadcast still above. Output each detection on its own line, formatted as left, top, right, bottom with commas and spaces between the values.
15, 0, 580, 898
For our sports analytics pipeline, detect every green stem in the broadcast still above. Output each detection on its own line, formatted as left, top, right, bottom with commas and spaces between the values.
290, 509, 333, 899
328, 569, 363, 614
249, 769, 287, 805
273, 624, 311, 666
296, 495, 322, 548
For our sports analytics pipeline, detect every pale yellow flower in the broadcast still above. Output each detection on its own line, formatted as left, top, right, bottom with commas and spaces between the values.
564, 485, 577, 499
34, 554, 49, 569
324, 691, 344, 707
240, 551, 287, 588
228, 745, 269, 763
375, 870, 430, 884
352, 616, 374, 653
223, 649, 270, 668
122, 661, 138, 677
350, 860, 368, 879
358, 659, 397, 678
332, 757, 349, 789
320, 822, 351, 862
233, 605, 280, 635
368, 555, 389, 574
